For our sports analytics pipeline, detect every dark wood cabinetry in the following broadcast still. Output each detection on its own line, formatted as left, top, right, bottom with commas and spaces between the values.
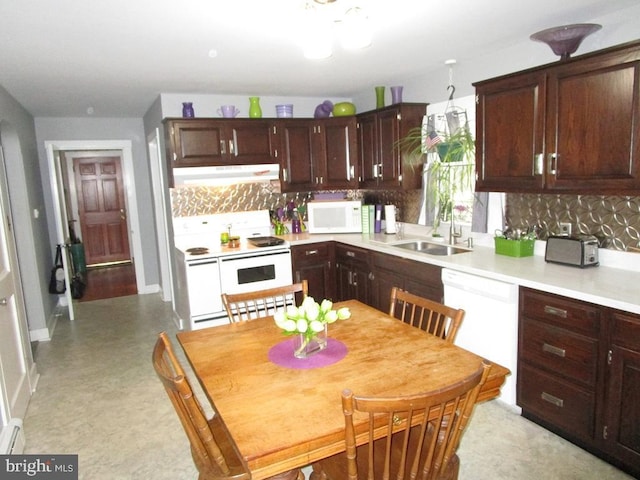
475, 40, 640, 194
603, 311, 640, 474
357, 103, 426, 190
163, 118, 274, 186
291, 242, 335, 302
369, 251, 443, 313
335, 244, 371, 305
272, 117, 358, 192
518, 287, 640, 477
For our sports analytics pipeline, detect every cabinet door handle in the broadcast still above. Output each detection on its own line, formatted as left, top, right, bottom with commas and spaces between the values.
352, 272, 358, 286
548, 153, 557, 175
305, 249, 319, 256
534, 153, 543, 175
282, 168, 288, 182
544, 305, 567, 318
542, 342, 566, 357
373, 164, 379, 178
220, 140, 226, 155
346, 251, 355, 257
541, 391, 564, 408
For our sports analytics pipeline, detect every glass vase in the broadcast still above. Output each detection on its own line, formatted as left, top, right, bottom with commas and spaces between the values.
390, 85, 403, 104
375, 86, 385, 109
293, 324, 328, 359
249, 97, 262, 118
182, 102, 194, 118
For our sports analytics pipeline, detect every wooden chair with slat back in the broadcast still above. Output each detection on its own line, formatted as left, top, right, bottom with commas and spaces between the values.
389, 287, 465, 344
221, 280, 308, 322
152, 332, 303, 480
316, 362, 491, 480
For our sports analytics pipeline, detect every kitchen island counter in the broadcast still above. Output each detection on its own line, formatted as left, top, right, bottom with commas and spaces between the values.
279, 229, 640, 315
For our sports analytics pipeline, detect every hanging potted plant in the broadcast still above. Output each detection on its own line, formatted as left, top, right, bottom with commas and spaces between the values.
397, 107, 475, 237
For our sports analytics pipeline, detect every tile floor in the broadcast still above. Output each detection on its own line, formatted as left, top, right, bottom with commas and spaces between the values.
23, 294, 633, 480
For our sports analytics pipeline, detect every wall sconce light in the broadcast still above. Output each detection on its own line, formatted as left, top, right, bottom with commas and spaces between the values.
302, 1, 372, 59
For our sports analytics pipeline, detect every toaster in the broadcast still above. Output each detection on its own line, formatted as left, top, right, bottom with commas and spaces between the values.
545, 235, 599, 268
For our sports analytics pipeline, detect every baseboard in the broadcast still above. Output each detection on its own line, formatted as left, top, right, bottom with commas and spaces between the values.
139, 283, 160, 295
29, 306, 63, 342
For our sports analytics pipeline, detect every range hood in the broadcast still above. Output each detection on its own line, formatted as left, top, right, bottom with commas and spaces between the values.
173, 164, 280, 186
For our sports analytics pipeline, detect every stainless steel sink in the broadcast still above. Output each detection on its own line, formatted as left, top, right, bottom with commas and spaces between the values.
391, 240, 470, 256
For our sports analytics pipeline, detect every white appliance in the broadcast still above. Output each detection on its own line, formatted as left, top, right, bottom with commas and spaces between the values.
172, 163, 280, 186
307, 200, 362, 234
173, 210, 292, 330
442, 268, 520, 409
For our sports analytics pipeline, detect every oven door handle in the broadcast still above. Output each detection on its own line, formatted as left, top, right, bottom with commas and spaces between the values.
220, 249, 290, 262
187, 258, 220, 266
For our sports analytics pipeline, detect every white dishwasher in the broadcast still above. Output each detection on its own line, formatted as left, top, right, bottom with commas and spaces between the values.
442, 268, 519, 409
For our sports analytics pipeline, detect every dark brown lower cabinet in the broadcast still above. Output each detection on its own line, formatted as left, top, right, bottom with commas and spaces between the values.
335, 243, 371, 305
603, 311, 640, 474
518, 287, 640, 478
290, 242, 335, 302
369, 251, 443, 313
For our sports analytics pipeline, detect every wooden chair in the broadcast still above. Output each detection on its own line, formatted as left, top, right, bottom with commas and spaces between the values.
315, 362, 491, 480
152, 332, 303, 480
389, 287, 465, 344
221, 280, 308, 322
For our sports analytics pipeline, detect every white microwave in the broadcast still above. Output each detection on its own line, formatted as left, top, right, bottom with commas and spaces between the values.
307, 200, 363, 234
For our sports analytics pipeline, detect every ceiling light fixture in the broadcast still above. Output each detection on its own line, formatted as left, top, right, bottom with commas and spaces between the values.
302, 1, 372, 59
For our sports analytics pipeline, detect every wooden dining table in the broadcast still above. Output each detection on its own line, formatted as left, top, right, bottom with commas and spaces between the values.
177, 299, 509, 480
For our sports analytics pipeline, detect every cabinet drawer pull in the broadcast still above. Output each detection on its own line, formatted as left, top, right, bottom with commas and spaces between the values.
541, 391, 564, 408
346, 251, 355, 257
542, 342, 566, 357
220, 140, 226, 155
544, 305, 567, 318
305, 249, 319, 256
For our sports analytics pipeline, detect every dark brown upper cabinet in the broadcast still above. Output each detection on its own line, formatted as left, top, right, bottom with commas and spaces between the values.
357, 103, 427, 190
163, 118, 274, 186
475, 40, 640, 194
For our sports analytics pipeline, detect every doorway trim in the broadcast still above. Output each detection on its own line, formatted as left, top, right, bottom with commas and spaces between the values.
45, 140, 145, 315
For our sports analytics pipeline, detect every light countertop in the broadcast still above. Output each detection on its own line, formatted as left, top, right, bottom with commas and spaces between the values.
280, 226, 640, 315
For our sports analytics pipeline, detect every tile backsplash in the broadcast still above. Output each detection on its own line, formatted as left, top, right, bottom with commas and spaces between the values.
505, 193, 640, 251
170, 184, 639, 251
170, 183, 422, 224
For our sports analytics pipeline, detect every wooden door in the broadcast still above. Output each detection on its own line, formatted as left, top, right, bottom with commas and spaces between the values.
547, 49, 640, 193
75, 156, 131, 266
322, 117, 358, 189
357, 112, 378, 188
227, 120, 273, 164
475, 71, 546, 192
291, 243, 335, 302
603, 311, 640, 476
376, 108, 401, 189
166, 119, 225, 167
277, 120, 316, 192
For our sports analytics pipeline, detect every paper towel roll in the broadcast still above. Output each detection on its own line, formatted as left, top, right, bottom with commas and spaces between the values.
385, 205, 396, 234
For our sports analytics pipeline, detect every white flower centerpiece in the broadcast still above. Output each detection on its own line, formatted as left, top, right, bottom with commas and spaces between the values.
274, 296, 351, 358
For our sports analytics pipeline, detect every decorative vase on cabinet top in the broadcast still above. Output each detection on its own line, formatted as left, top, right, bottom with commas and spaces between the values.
249, 97, 262, 118
182, 102, 194, 118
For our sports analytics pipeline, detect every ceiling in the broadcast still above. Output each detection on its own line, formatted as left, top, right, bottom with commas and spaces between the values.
0, 0, 635, 118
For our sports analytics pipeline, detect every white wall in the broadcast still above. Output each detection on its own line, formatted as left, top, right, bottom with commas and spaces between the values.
34, 117, 160, 289
352, 4, 640, 109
